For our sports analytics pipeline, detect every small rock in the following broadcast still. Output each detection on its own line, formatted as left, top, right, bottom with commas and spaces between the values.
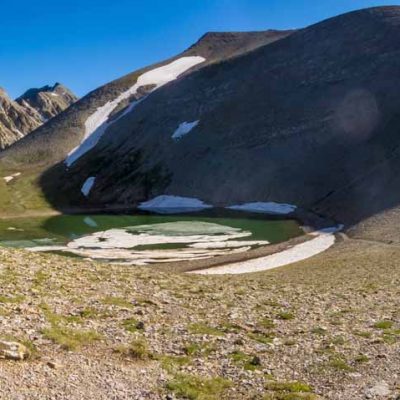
47, 361, 61, 369
0, 341, 29, 361
365, 381, 391, 398
136, 321, 145, 330
250, 356, 262, 366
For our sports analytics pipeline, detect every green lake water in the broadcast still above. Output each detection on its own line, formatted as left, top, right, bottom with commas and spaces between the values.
0, 212, 303, 264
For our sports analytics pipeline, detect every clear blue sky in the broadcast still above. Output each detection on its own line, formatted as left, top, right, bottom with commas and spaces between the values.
1, 0, 399, 98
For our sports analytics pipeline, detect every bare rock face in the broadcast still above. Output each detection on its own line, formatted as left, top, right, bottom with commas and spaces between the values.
0, 84, 77, 150
0, 88, 42, 149
0, 340, 30, 360
17, 83, 78, 121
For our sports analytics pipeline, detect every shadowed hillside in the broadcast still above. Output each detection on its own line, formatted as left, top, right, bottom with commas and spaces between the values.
29, 6, 400, 229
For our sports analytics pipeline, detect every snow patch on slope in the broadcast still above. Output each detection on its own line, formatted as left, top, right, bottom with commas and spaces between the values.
65, 56, 206, 166
3, 173, 21, 184
228, 202, 297, 215
81, 177, 95, 197
172, 120, 199, 141
138, 195, 212, 214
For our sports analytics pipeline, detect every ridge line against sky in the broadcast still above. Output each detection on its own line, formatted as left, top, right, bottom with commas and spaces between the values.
1, 0, 399, 98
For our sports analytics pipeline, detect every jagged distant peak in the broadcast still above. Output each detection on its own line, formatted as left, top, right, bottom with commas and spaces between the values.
18, 82, 76, 101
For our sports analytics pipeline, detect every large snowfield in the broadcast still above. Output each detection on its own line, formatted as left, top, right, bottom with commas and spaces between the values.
66, 56, 205, 166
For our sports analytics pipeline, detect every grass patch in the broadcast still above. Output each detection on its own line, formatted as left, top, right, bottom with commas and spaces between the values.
353, 330, 372, 338
259, 317, 275, 329
158, 355, 191, 373
330, 336, 346, 345
248, 332, 274, 344
166, 373, 231, 400
42, 325, 101, 350
219, 322, 242, 333
355, 354, 369, 363
40, 303, 82, 325
183, 342, 216, 357
311, 327, 327, 335
102, 296, 133, 308
373, 320, 394, 330
114, 339, 149, 360
277, 312, 294, 320
0, 294, 25, 304
32, 269, 50, 289
229, 350, 261, 371
382, 329, 400, 344
188, 323, 224, 336
264, 380, 317, 400
328, 355, 354, 372
122, 318, 144, 333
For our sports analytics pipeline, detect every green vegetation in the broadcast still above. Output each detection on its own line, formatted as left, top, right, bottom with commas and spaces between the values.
122, 318, 144, 333
183, 342, 216, 357
114, 339, 149, 360
277, 312, 295, 320
229, 350, 261, 370
353, 330, 372, 338
248, 332, 274, 344
0, 169, 52, 216
328, 355, 354, 372
102, 296, 133, 308
259, 317, 275, 329
40, 303, 101, 350
264, 380, 317, 400
312, 327, 327, 336
373, 320, 394, 330
158, 355, 191, 373
188, 323, 224, 336
166, 373, 231, 400
355, 354, 369, 363
42, 325, 101, 350
0, 294, 25, 304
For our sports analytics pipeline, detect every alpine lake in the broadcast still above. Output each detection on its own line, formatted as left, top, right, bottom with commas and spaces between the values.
0, 210, 303, 266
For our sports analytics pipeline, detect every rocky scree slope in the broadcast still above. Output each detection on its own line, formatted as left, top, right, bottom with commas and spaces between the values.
34, 6, 400, 227
0, 30, 293, 166
0, 84, 76, 149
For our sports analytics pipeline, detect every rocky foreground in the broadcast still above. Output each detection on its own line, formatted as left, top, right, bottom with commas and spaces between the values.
0, 236, 398, 399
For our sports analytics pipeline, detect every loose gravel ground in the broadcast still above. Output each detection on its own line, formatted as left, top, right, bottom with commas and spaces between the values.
0, 237, 398, 399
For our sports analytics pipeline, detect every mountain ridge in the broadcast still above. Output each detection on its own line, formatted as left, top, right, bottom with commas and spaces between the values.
2, 6, 400, 229
0, 83, 77, 149
32, 5, 400, 228
0, 29, 294, 166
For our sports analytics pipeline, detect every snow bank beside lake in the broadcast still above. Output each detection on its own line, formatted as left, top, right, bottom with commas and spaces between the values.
138, 195, 212, 214
66, 56, 205, 166
228, 202, 297, 215
190, 230, 337, 275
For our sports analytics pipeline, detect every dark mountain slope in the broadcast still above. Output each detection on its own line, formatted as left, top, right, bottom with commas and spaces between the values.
36, 6, 400, 226
0, 30, 293, 166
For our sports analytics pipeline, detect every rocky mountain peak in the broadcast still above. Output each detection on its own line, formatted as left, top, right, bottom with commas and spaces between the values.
0, 82, 77, 149
16, 82, 77, 123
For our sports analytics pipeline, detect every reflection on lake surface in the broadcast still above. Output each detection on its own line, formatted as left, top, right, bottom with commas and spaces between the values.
0, 213, 303, 265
